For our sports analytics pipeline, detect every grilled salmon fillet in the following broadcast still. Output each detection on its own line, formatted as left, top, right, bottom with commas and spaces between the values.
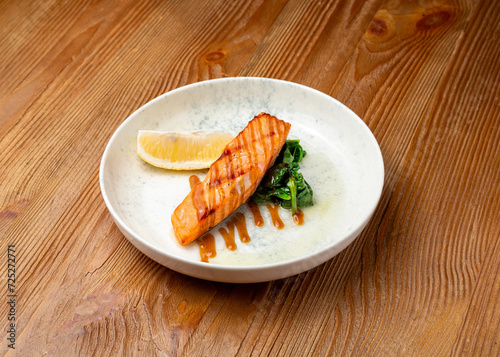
171, 113, 291, 245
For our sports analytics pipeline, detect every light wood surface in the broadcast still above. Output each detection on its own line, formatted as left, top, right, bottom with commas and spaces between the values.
1, 0, 499, 355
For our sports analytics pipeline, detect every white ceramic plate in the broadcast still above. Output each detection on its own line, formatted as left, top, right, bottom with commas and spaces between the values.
99, 77, 384, 283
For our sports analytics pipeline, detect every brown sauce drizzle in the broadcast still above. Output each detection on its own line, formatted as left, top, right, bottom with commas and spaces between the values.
292, 209, 304, 225
219, 221, 237, 251
247, 201, 264, 227
196, 233, 216, 263
231, 212, 250, 243
266, 203, 284, 229
189, 177, 306, 262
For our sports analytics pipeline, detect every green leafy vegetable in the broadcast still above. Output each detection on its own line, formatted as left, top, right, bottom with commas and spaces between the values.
251, 140, 313, 214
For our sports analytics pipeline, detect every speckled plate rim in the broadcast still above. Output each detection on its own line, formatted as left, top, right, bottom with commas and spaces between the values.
99, 77, 384, 283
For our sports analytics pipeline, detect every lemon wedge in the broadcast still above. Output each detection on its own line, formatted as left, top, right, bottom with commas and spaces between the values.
137, 130, 233, 170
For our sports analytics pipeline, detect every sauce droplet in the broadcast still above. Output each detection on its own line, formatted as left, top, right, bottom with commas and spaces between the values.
247, 201, 264, 227
266, 203, 284, 229
196, 233, 216, 263
219, 221, 237, 251
231, 212, 250, 243
292, 209, 304, 225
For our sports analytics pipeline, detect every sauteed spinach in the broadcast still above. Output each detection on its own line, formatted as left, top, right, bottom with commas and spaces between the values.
251, 140, 313, 213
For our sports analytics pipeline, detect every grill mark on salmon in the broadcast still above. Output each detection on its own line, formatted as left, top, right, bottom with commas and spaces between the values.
171, 113, 291, 245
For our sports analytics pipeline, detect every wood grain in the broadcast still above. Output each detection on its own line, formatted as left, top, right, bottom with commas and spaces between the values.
0, 0, 499, 355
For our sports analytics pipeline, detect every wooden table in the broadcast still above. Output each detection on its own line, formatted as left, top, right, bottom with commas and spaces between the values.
1, 0, 499, 355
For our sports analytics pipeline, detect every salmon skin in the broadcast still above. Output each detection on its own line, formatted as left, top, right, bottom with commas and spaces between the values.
171, 113, 291, 245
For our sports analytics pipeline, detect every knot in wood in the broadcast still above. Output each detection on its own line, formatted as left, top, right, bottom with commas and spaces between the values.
416, 10, 451, 31
205, 51, 225, 63
368, 17, 388, 37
